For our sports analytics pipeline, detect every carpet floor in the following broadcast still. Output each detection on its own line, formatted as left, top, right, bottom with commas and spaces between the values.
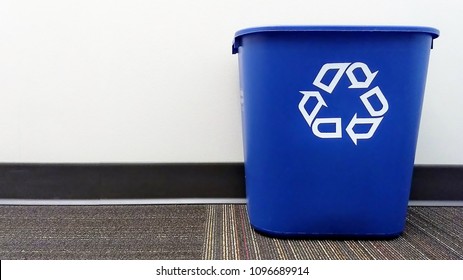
0, 205, 462, 260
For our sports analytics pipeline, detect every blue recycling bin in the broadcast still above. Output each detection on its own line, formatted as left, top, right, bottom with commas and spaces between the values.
232, 26, 439, 237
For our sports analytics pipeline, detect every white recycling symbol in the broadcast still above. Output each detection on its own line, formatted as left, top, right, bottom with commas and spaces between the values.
298, 62, 389, 145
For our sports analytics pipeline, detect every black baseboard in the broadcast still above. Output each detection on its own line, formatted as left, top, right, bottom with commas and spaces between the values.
0, 164, 461, 201
409, 165, 463, 201
0, 163, 245, 199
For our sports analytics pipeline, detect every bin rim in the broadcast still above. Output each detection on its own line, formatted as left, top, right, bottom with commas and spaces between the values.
232, 25, 439, 54
235, 25, 440, 39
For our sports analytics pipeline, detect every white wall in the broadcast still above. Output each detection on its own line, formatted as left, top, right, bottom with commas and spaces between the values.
0, 0, 461, 164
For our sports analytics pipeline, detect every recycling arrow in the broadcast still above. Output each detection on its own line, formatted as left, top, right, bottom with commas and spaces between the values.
346, 62, 378, 89
360, 86, 389, 117
313, 63, 350, 94
346, 114, 383, 145
298, 91, 327, 127
312, 118, 342, 138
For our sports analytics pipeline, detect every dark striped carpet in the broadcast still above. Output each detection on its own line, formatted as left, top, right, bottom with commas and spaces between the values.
0, 205, 462, 260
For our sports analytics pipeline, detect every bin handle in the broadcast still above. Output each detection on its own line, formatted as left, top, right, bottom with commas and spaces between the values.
232, 37, 241, 54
